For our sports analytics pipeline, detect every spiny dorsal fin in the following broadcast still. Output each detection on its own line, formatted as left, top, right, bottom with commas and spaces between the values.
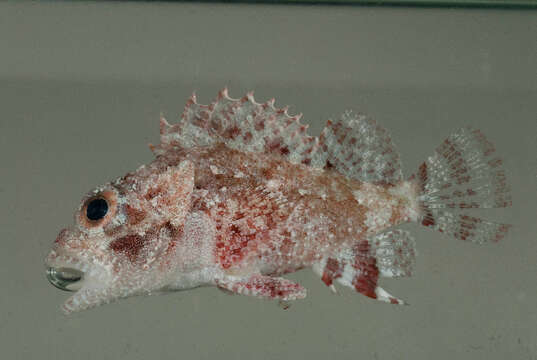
156, 89, 323, 167
318, 111, 403, 185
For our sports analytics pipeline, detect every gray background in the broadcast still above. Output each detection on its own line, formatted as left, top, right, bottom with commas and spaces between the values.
1, 1, 536, 359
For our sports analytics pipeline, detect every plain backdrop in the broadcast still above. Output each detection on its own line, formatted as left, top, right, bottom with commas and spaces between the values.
1, 1, 536, 360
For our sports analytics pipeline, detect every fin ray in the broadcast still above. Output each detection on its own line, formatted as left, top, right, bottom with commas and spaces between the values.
413, 127, 512, 243
313, 229, 415, 305
216, 275, 307, 301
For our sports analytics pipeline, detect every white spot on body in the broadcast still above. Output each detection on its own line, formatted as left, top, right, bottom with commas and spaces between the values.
174, 211, 217, 276
388, 181, 420, 222
364, 207, 392, 230
353, 183, 394, 232
266, 179, 280, 190
210, 165, 224, 175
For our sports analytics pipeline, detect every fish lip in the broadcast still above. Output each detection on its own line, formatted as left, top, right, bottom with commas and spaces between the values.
45, 252, 117, 313
44, 253, 98, 293
46, 267, 84, 292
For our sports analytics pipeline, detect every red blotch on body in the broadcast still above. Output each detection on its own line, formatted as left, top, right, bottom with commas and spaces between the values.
54, 228, 69, 245
212, 191, 288, 270
109, 234, 146, 263
145, 185, 164, 200
125, 204, 146, 225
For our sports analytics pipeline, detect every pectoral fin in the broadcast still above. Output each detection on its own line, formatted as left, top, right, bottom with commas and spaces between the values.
216, 274, 307, 301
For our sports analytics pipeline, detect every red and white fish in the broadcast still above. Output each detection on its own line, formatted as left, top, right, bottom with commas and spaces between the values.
45, 89, 512, 314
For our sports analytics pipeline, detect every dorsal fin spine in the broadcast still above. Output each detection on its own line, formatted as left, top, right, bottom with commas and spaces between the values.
217, 88, 228, 99
158, 89, 331, 170
160, 115, 171, 136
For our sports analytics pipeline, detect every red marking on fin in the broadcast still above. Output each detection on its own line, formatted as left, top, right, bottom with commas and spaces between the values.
161, 89, 321, 167
412, 127, 512, 244
216, 275, 306, 301
321, 258, 343, 286
318, 112, 403, 184
352, 240, 379, 299
418, 162, 436, 227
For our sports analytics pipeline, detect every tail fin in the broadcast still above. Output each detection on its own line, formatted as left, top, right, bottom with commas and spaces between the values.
412, 127, 512, 244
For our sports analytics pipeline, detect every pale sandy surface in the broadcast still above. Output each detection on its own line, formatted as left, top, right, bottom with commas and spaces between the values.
1, 2, 536, 359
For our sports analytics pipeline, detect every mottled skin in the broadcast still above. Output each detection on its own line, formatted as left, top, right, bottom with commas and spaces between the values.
166, 143, 412, 274
46, 142, 415, 313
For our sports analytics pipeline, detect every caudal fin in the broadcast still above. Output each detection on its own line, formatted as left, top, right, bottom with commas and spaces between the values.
412, 127, 512, 244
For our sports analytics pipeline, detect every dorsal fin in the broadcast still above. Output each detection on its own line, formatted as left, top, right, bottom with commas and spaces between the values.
318, 111, 403, 185
155, 90, 402, 185
156, 89, 323, 167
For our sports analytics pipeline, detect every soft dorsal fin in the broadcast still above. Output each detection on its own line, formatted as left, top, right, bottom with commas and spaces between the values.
318, 111, 403, 185
156, 89, 323, 167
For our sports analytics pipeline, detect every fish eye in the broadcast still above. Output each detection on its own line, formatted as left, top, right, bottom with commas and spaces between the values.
79, 190, 117, 229
86, 198, 108, 221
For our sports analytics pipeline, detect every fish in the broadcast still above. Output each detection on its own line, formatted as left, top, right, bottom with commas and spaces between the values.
45, 89, 512, 314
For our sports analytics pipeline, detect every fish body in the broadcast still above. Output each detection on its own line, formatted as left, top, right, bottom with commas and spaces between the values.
45, 89, 511, 313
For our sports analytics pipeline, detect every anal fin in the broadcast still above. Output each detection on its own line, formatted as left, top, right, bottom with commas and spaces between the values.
313, 230, 416, 305
371, 229, 417, 278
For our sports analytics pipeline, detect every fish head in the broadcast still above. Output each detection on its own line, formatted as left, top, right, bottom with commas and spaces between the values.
45, 160, 195, 313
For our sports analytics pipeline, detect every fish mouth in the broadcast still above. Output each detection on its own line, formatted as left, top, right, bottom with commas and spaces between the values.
45, 253, 93, 292
45, 252, 120, 313
46, 267, 84, 292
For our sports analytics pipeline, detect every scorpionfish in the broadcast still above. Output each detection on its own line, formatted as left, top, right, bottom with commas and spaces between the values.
45, 89, 512, 314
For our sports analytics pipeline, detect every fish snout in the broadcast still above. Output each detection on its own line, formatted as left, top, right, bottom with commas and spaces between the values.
54, 228, 70, 245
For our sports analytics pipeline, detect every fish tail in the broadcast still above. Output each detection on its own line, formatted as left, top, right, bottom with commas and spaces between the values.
411, 127, 512, 243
